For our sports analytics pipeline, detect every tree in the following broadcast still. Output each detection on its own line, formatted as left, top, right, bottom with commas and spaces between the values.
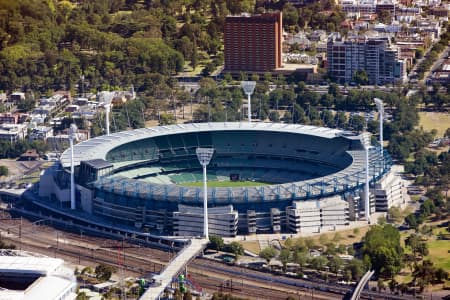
435, 268, 449, 283
415, 47, 425, 59
229, 241, 244, 260
445, 127, 450, 138
269, 111, 280, 122
159, 113, 176, 125
209, 235, 224, 251
349, 115, 366, 132
362, 225, 403, 278
279, 249, 291, 272
345, 259, 366, 281
310, 256, 328, 273
405, 213, 418, 230
327, 255, 343, 276
293, 251, 308, 272
0, 165, 9, 176
260, 246, 277, 263
95, 263, 116, 282
353, 69, 369, 85
405, 233, 428, 263
420, 199, 436, 216
322, 109, 334, 127
413, 260, 436, 288
17, 98, 36, 111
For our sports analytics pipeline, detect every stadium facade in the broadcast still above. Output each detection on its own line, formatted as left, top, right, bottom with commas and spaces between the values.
38, 122, 392, 237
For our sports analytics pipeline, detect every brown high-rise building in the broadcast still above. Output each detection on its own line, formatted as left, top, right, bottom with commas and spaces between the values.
224, 12, 283, 73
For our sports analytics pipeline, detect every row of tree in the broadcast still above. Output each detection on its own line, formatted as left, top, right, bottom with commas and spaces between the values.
0, 140, 49, 159
416, 23, 450, 80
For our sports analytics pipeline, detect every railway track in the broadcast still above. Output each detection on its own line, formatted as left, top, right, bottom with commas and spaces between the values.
0, 218, 168, 275
0, 216, 413, 300
189, 259, 346, 299
189, 259, 412, 300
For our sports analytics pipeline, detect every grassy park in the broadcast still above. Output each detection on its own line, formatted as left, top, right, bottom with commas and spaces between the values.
418, 111, 450, 137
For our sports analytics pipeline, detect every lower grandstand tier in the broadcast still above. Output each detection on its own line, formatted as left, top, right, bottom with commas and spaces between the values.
37, 122, 393, 237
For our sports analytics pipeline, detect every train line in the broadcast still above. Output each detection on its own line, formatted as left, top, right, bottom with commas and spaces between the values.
189, 259, 413, 300
0, 215, 413, 300
0, 217, 168, 275
189, 269, 334, 300
189, 259, 346, 299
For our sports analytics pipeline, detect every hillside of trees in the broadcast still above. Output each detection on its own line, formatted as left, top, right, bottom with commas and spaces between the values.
0, 0, 350, 96
0, 0, 257, 94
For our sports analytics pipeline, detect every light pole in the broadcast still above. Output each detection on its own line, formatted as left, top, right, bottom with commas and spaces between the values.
69, 123, 78, 210
360, 132, 371, 222
105, 103, 111, 135
374, 98, 384, 157
241, 81, 256, 123
196, 147, 215, 240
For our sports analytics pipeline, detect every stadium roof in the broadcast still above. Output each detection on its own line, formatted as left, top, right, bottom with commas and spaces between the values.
81, 159, 113, 169
60, 122, 346, 168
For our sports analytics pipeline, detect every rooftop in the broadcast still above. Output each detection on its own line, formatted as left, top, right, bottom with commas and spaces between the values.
0, 250, 63, 275
0, 250, 76, 300
60, 122, 344, 168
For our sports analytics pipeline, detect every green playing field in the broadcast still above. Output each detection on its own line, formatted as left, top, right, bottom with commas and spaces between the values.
178, 180, 269, 187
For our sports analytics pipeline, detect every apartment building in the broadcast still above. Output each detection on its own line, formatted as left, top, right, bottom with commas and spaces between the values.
327, 34, 406, 84
224, 12, 283, 73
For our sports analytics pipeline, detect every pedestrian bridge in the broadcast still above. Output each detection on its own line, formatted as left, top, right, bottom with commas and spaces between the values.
351, 270, 375, 300
140, 238, 208, 300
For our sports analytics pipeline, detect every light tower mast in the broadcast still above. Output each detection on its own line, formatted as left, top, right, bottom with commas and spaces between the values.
241, 81, 256, 123
360, 132, 371, 222
68, 124, 78, 210
374, 98, 384, 158
196, 147, 215, 240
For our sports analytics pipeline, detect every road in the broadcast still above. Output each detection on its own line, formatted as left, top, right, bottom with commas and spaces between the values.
426, 44, 450, 83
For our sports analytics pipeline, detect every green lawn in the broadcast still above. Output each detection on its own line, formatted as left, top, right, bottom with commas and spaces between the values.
426, 239, 450, 270
418, 111, 450, 137
179, 180, 269, 188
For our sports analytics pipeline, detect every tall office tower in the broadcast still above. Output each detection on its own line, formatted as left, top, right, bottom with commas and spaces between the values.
224, 12, 283, 73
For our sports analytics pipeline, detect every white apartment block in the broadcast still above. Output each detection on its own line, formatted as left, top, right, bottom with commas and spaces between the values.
286, 196, 349, 233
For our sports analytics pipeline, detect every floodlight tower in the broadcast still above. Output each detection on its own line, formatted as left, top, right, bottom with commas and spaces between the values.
196, 147, 215, 240
105, 103, 111, 135
374, 98, 384, 157
241, 81, 256, 123
360, 132, 371, 222
69, 124, 78, 210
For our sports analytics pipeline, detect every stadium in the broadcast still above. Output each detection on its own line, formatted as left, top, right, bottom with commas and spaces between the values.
38, 122, 392, 237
